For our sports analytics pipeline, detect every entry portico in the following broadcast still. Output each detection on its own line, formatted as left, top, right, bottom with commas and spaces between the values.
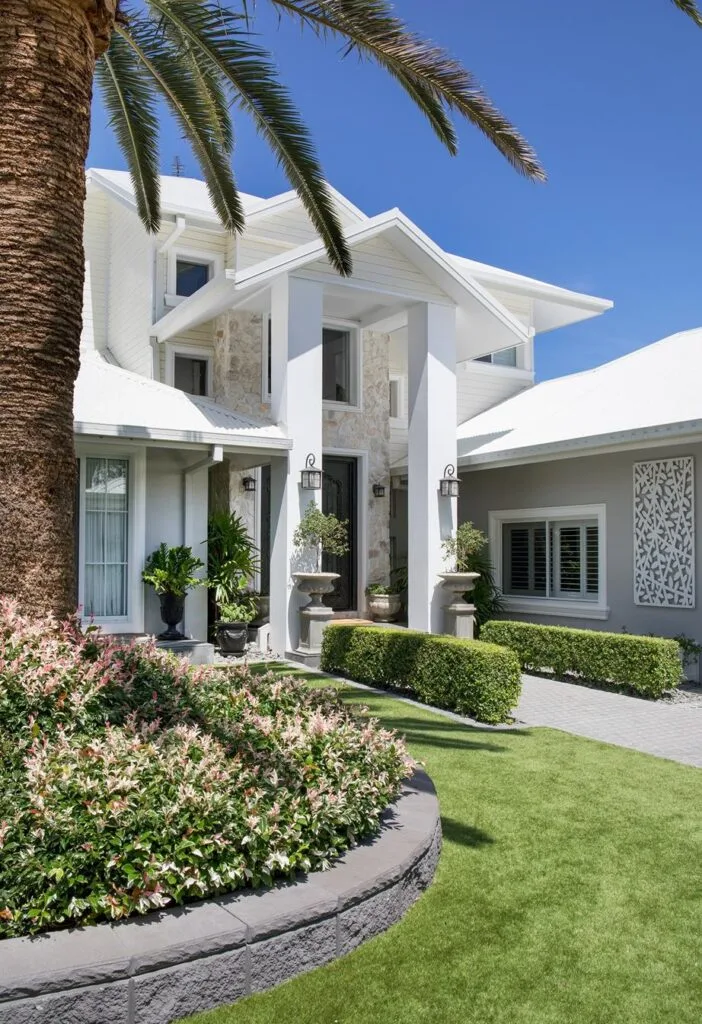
152, 209, 529, 652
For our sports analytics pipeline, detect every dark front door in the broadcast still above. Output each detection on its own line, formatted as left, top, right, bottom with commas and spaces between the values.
322, 456, 357, 611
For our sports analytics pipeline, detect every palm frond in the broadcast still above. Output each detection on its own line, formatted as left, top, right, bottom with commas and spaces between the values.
670, 0, 702, 27
267, 0, 545, 181
147, 0, 352, 275
96, 33, 161, 232
117, 13, 245, 232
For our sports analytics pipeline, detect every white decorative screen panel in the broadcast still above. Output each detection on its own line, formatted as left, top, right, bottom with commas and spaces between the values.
633, 457, 695, 608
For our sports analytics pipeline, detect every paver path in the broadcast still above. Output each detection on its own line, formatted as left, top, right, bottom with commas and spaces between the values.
517, 674, 702, 767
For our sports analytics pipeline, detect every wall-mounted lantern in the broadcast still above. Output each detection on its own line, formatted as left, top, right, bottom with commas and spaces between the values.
439, 464, 460, 498
372, 483, 386, 498
300, 453, 322, 490
242, 476, 256, 493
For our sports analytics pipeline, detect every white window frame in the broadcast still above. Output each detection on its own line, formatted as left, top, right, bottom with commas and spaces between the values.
76, 443, 147, 634
262, 316, 272, 402
322, 320, 362, 412
488, 504, 608, 620
165, 247, 223, 307
263, 316, 362, 410
164, 342, 214, 398
389, 372, 406, 425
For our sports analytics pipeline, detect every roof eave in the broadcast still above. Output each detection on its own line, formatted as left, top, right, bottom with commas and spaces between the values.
74, 420, 292, 451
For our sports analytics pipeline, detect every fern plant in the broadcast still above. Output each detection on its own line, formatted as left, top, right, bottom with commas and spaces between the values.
142, 544, 206, 597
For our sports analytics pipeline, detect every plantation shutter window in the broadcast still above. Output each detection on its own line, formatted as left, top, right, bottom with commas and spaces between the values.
84, 458, 129, 618
503, 518, 599, 601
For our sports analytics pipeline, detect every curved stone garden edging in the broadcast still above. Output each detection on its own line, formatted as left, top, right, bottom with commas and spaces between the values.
0, 771, 440, 1024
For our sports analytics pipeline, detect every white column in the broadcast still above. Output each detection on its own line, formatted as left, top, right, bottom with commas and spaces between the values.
407, 302, 457, 633
268, 275, 324, 653
183, 464, 209, 641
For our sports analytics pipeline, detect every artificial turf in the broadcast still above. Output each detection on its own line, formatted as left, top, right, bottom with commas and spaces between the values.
190, 667, 702, 1024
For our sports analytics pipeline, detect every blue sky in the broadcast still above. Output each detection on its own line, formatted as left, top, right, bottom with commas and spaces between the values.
88, 0, 702, 380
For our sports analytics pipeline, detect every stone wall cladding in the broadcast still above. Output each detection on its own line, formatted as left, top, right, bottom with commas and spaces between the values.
323, 329, 391, 592
0, 772, 440, 1024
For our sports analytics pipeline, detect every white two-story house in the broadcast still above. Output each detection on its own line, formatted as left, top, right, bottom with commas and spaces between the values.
76, 168, 611, 652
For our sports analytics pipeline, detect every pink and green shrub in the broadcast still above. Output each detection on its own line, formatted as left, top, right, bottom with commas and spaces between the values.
0, 601, 412, 938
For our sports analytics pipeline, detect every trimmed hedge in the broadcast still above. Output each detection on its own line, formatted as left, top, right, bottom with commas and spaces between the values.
481, 620, 680, 698
321, 624, 522, 724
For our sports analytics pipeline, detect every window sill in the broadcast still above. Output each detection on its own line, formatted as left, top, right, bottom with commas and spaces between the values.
164, 293, 187, 308
502, 597, 610, 621
323, 401, 361, 413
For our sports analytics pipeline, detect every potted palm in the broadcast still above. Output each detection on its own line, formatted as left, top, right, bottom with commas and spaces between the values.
142, 543, 205, 640
366, 581, 402, 622
206, 511, 259, 650
292, 502, 349, 653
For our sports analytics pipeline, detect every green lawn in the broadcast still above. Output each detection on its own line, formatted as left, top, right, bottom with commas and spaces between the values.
191, 669, 702, 1024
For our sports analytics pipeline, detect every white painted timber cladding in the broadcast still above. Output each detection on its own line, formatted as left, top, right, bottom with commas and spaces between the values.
81, 189, 109, 351
307, 236, 448, 301
243, 203, 360, 248
106, 201, 153, 376
237, 236, 289, 271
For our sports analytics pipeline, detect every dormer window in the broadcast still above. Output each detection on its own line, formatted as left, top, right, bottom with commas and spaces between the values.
165, 247, 222, 307
175, 258, 211, 297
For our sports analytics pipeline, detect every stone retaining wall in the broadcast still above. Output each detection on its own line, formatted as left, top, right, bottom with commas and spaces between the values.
0, 772, 440, 1024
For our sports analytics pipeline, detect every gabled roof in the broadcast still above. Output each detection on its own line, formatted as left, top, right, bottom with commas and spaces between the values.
88, 169, 268, 222
154, 209, 530, 358
451, 255, 613, 333
74, 353, 290, 450
457, 328, 702, 467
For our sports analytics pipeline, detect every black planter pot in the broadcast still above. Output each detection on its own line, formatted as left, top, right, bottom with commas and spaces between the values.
158, 592, 185, 640
216, 622, 249, 654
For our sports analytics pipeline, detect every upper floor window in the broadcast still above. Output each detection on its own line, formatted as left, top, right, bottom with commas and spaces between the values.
175, 259, 211, 297
166, 343, 213, 397
263, 320, 359, 407
174, 354, 209, 396
475, 347, 518, 368
323, 326, 358, 406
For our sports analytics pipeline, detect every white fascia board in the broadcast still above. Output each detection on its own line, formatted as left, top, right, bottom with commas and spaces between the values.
74, 420, 292, 450
457, 418, 702, 469
452, 253, 613, 311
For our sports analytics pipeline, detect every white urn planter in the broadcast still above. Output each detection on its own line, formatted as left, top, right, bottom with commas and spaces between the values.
439, 571, 480, 639
367, 593, 402, 623
293, 572, 340, 655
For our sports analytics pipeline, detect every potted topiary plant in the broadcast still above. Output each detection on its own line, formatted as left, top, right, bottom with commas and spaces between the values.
292, 501, 349, 653
366, 581, 402, 622
439, 522, 484, 639
215, 589, 258, 655
142, 543, 206, 640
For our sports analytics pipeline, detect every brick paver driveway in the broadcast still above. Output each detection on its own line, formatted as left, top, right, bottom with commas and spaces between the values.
516, 675, 702, 768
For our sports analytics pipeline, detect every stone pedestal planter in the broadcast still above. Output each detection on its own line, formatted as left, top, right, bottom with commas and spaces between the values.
367, 593, 402, 623
439, 571, 480, 639
293, 572, 340, 655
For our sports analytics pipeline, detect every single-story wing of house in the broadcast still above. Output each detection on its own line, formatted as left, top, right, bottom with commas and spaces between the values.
457, 327, 702, 644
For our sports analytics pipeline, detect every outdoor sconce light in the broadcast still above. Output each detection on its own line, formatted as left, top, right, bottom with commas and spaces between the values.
372, 483, 386, 498
439, 464, 460, 498
242, 476, 256, 493
300, 453, 322, 490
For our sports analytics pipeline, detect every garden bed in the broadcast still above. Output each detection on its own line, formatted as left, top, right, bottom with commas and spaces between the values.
0, 602, 412, 940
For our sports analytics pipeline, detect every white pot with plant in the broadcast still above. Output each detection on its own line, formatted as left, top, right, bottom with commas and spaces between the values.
365, 581, 402, 623
292, 501, 349, 654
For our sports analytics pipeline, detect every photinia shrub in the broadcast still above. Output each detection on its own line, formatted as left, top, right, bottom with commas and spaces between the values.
0, 601, 412, 939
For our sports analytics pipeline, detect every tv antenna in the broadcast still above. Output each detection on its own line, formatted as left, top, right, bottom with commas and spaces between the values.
172, 155, 185, 177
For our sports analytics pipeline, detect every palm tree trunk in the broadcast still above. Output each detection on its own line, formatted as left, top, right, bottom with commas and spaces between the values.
0, 0, 115, 619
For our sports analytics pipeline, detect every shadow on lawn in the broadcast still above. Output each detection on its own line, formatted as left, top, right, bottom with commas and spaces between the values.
441, 815, 494, 848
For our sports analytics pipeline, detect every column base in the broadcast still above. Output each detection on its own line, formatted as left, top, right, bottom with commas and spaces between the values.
297, 604, 335, 656
444, 602, 476, 640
